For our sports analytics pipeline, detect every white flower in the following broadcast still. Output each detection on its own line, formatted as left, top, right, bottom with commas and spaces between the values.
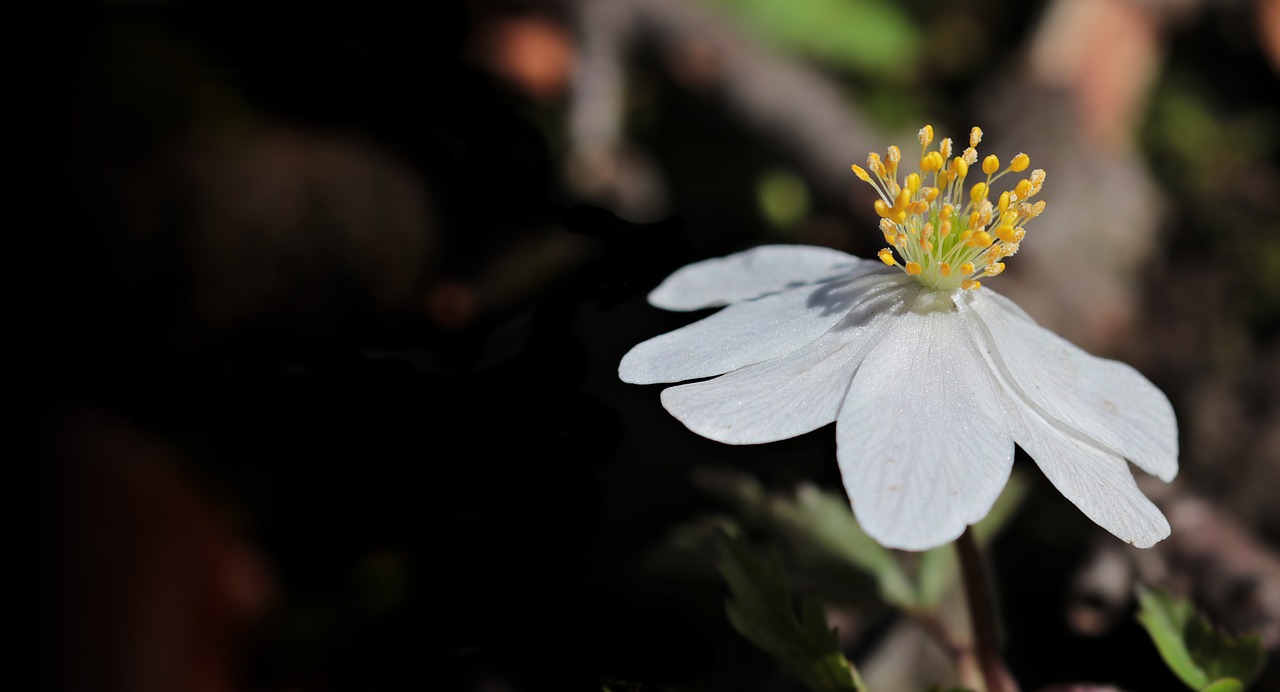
619, 126, 1178, 551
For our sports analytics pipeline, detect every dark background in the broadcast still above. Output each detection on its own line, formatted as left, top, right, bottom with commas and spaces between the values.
37, 1, 1279, 691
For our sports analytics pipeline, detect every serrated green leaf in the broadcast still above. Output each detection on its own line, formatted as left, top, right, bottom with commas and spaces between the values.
717, 533, 867, 692
693, 468, 916, 607
1135, 586, 1265, 690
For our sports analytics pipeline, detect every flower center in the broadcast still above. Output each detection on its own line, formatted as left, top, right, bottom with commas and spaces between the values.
851, 125, 1047, 291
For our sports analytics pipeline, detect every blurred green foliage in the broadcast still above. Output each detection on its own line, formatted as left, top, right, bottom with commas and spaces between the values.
699, 0, 922, 78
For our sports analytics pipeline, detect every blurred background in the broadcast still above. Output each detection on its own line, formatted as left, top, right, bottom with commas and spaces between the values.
36, 0, 1279, 690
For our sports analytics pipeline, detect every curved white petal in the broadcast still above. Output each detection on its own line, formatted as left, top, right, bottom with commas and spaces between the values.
837, 304, 1015, 551
620, 271, 908, 385
659, 291, 901, 444
1011, 416, 1171, 547
648, 245, 876, 311
964, 289, 1178, 482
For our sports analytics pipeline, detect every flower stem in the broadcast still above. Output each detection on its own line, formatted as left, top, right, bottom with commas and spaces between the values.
956, 527, 1010, 692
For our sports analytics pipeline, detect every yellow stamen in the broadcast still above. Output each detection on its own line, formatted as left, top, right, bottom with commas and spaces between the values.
850, 125, 1046, 291
970, 182, 988, 204
906, 172, 921, 195
918, 125, 934, 147
1014, 179, 1032, 200
968, 231, 992, 247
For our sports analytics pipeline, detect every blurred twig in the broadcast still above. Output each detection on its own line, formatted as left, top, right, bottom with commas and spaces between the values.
567, 0, 881, 219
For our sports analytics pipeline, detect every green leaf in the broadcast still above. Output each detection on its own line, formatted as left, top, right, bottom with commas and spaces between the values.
716, 533, 867, 692
1134, 585, 1265, 690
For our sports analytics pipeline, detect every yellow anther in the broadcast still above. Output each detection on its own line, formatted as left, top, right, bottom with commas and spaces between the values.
968, 211, 981, 228
922, 222, 934, 238
874, 199, 893, 218
941, 203, 954, 220
894, 187, 912, 210
1029, 169, 1046, 195
937, 171, 954, 187
878, 248, 896, 266
895, 233, 908, 246
908, 200, 929, 215
923, 187, 939, 202
1010, 153, 1029, 172
960, 262, 975, 275
939, 219, 952, 237
1014, 227, 1026, 242
939, 263, 952, 276
921, 151, 944, 172
905, 261, 922, 275
1031, 200, 1046, 216
1014, 179, 1032, 200
962, 147, 978, 165
970, 181, 988, 203
950, 157, 969, 179
968, 230, 993, 247
906, 172, 921, 195
1001, 209, 1018, 226
959, 230, 974, 244
982, 155, 1000, 175
868, 152, 886, 177
998, 191, 1011, 213
994, 225, 1017, 242
969, 126, 983, 148
879, 218, 896, 233
851, 164, 871, 182
918, 125, 934, 147
961, 279, 981, 290
984, 262, 1005, 277
939, 137, 953, 159
883, 230, 896, 244
887, 145, 902, 164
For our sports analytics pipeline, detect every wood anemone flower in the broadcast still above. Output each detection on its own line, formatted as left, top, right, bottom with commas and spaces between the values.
619, 126, 1178, 551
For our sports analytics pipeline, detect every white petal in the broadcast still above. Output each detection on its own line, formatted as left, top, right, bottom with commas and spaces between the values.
648, 245, 876, 311
837, 305, 1015, 551
1011, 416, 1171, 547
659, 298, 899, 444
619, 271, 908, 385
964, 289, 1178, 482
